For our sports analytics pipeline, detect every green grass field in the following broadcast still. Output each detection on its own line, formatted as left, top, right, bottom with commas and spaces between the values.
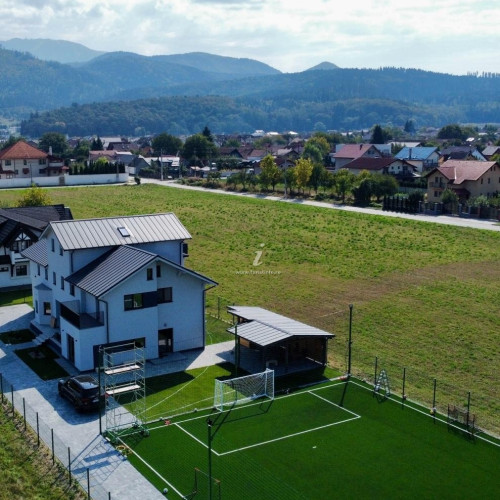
120, 379, 499, 500
1, 184, 498, 433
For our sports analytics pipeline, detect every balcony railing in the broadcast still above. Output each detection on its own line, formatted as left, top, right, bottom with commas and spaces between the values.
60, 301, 104, 330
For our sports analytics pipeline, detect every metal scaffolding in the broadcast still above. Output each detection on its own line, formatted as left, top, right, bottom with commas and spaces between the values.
100, 342, 147, 442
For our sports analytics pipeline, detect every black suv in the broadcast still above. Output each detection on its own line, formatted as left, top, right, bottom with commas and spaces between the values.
58, 374, 100, 411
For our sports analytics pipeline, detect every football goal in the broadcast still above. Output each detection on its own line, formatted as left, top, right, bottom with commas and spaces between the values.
214, 369, 274, 411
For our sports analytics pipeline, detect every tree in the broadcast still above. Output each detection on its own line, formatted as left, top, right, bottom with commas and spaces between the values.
294, 158, 313, 194
333, 169, 356, 203
437, 124, 466, 141
309, 163, 327, 193
91, 137, 104, 150
259, 154, 281, 191
38, 132, 68, 156
182, 134, 218, 164
441, 188, 459, 212
16, 184, 52, 207
302, 143, 323, 165
152, 132, 182, 155
72, 140, 90, 161
404, 119, 416, 135
370, 124, 392, 144
202, 126, 214, 143
370, 173, 399, 201
352, 178, 373, 206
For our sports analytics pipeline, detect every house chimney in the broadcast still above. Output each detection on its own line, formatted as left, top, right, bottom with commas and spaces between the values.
408, 147, 412, 159
359, 144, 362, 150
49, 146, 52, 156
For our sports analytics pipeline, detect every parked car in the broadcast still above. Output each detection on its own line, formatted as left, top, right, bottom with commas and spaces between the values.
58, 374, 100, 411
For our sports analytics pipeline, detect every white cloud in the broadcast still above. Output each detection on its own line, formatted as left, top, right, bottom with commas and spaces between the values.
0, 0, 499, 74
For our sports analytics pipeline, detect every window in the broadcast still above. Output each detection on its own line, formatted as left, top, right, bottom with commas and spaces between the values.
39, 159, 46, 165
37, 264, 40, 275
0, 266, 8, 272
43, 302, 51, 315
51, 239, 55, 252
70, 284, 75, 296
44, 267, 48, 280
59, 245, 63, 256
5, 160, 11, 166
156, 264, 161, 278
35, 301, 38, 314
124, 293, 143, 311
60, 276, 64, 290
488, 178, 491, 184
147, 268, 153, 281
53, 272, 56, 285
15, 264, 28, 277
23, 159, 27, 165
157, 287, 173, 304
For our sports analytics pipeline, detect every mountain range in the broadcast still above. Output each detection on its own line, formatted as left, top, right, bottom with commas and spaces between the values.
1, 38, 499, 137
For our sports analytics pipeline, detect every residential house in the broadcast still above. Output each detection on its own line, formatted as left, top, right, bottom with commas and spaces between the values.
0, 205, 73, 289
395, 146, 440, 173
0, 140, 48, 179
482, 145, 500, 160
330, 144, 383, 170
342, 157, 417, 179
22, 213, 216, 371
439, 146, 486, 162
426, 160, 500, 203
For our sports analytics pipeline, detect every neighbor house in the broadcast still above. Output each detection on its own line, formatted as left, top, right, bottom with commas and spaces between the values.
0, 205, 73, 289
341, 157, 417, 179
395, 146, 440, 173
330, 144, 383, 170
0, 140, 48, 179
22, 213, 216, 371
426, 160, 500, 203
439, 146, 486, 162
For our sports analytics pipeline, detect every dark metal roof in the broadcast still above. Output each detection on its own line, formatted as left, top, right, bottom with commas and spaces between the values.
46, 213, 191, 251
66, 246, 157, 297
227, 306, 334, 347
66, 245, 217, 298
21, 239, 48, 267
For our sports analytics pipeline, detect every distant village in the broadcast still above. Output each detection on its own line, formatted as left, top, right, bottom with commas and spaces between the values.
1, 125, 499, 211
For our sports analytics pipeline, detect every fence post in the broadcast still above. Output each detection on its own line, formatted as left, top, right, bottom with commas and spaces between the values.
466, 392, 471, 429
11, 386, 14, 416
36, 412, 40, 446
51, 429, 55, 464
87, 468, 91, 499
401, 367, 406, 409
217, 296, 221, 319
374, 356, 378, 386
68, 447, 72, 485
0, 373, 3, 403
432, 379, 437, 423
23, 397, 26, 431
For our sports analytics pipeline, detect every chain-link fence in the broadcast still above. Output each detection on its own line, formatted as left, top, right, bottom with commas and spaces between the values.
0, 372, 111, 500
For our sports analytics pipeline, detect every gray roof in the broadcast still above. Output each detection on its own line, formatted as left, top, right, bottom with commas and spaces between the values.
227, 306, 334, 347
21, 239, 48, 267
66, 245, 157, 297
66, 245, 216, 298
45, 213, 191, 251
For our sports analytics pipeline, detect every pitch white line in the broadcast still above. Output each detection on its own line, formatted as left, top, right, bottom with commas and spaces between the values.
217, 414, 360, 456
308, 389, 361, 418
175, 423, 222, 457
116, 437, 185, 498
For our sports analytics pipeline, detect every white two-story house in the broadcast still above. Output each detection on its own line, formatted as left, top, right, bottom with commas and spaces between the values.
22, 213, 217, 371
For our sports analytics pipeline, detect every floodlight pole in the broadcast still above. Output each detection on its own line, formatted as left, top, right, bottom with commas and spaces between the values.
348, 304, 353, 377
207, 419, 213, 500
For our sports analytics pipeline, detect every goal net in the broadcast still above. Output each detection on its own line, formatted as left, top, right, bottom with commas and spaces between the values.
214, 369, 274, 411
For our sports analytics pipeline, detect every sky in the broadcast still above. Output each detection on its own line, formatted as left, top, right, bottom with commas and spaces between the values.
1, 0, 499, 75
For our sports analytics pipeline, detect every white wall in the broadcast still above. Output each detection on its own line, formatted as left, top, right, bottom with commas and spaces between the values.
0, 173, 128, 189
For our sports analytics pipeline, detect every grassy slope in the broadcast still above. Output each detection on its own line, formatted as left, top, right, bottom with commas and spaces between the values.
1, 184, 498, 433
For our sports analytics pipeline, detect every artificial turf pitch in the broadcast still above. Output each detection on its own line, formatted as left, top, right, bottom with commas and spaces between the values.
120, 380, 499, 499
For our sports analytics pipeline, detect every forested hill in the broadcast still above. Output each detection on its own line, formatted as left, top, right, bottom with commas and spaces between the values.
20, 66, 500, 137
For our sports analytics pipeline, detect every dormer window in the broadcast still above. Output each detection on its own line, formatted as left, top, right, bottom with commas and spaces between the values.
118, 226, 131, 237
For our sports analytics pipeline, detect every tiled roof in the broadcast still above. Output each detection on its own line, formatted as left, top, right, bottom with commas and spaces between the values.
0, 140, 47, 160
438, 160, 496, 185
333, 144, 378, 159
45, 213, 191, 251
344, 157, 400, 170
